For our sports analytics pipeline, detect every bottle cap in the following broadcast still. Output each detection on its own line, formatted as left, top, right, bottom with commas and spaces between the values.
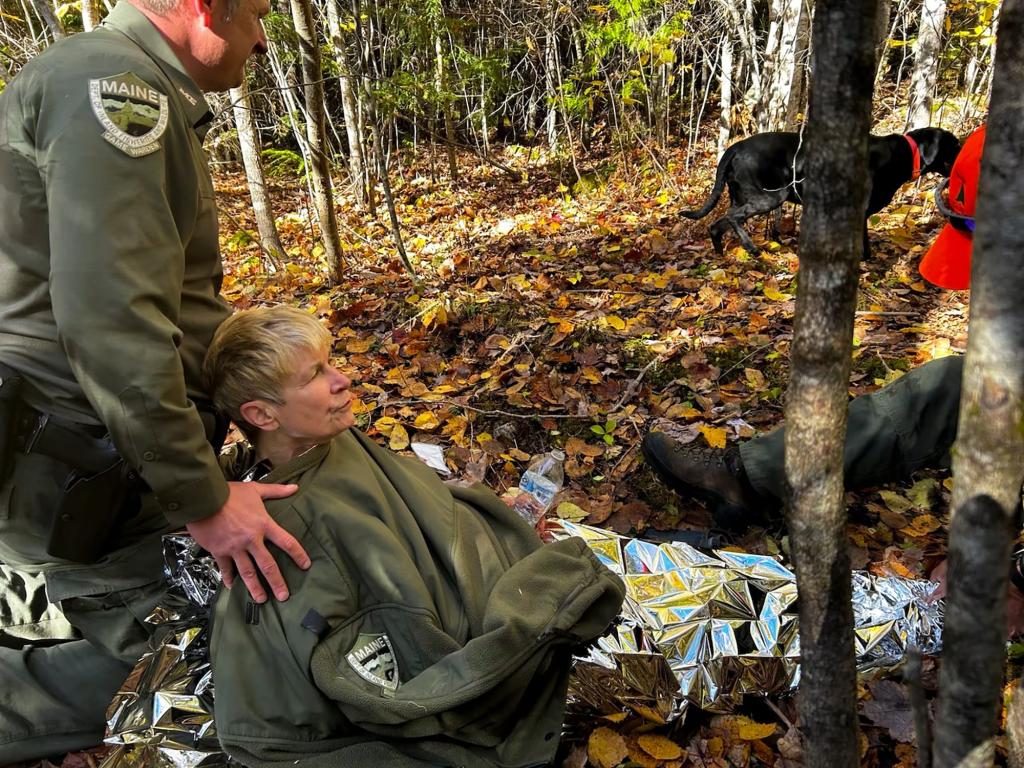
551, 449, 566, 460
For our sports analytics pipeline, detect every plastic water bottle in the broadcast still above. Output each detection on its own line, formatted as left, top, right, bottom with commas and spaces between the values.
515, 449, 565, 526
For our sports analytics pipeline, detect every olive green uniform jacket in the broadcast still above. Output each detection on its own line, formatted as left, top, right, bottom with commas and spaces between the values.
211, 430, 625, 768
0, 2, 230, 572
0, 7, 230, 760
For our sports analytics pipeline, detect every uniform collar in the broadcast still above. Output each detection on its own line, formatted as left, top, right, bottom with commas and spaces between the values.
101, 1, 213, 131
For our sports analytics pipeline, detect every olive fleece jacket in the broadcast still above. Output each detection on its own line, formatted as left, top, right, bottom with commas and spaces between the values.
211, 429, 625, 767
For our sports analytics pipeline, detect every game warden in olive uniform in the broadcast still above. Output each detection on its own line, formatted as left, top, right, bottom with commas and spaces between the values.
0, 0, 297, 761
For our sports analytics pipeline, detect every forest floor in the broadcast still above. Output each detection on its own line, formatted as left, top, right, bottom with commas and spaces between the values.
28, 127, 1011, 768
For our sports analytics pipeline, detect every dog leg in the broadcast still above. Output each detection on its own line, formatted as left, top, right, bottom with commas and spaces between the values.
709, 217, 730, 255
723, 193, 791, 256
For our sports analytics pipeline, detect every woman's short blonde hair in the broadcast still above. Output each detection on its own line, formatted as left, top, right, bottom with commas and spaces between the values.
204, 306, 332, 437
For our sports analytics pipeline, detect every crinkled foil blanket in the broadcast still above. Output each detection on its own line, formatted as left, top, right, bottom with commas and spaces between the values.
101, 524, 942, 766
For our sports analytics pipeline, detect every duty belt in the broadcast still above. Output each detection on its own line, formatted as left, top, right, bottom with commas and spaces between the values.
15, 407, 121, 476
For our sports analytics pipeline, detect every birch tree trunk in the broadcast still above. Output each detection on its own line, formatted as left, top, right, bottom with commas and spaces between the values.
760, 0, 803, 130
435, 28, 459, 179
80, 0, 97, 31
289, 0, 344, 282
350, 0, 414, 277
784, 0, 811, 129
325, 0, 368, 210
785, 0, 878, 763
230, 79, 284, 273
934, 2, 1024, 763
718, 33, 734, 160
543, 17, 559, 149
907, 0, 947, 128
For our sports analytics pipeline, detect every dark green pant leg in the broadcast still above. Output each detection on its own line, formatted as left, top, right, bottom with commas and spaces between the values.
0, 578, 165, 763
740, 355, 963, 500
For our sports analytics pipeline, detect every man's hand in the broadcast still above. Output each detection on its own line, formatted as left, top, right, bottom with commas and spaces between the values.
186, 481, 309, 603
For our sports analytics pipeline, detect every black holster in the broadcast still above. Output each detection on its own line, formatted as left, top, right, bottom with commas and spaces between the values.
0, 362, 24, 484
48, 459, 141, 564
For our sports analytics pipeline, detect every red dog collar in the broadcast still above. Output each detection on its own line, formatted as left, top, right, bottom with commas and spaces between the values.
903, 134, 921, 181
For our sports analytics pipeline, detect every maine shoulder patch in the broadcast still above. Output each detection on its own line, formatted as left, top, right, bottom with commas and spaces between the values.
345, 633, 399, 692
89, 72, 168, 157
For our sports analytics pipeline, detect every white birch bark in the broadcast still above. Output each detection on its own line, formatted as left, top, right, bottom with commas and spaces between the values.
325, 0, 368, 209
907, 0, 947, 128
718, 34, 734, 160
230, 79, 284, 273
289, 0, 344, 281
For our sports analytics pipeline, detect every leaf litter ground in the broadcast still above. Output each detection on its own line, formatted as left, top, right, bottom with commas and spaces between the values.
27, 141, 1003, 768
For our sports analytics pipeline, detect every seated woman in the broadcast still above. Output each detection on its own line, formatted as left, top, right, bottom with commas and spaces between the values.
204, 306, 625, 768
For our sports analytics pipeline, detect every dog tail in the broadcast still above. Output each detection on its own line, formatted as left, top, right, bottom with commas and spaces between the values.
680, 147, 733, 220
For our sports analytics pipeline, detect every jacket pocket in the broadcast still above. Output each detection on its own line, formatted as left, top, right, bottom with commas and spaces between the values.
314, 603, 460, 702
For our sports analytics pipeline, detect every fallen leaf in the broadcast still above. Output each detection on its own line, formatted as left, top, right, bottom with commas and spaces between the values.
737, 717, 776, 740
698, 424, 727, 449
907, 477, 941, 509
389, 424, 410, 451
861, 679, 915, 743
879, 490, 913, 517
588, 726, 628, 768
637, 733, 683, 760
414, 411, 440, 431
605, 314, 626, 331
905, 513, 942, 536
556, 502, 589, 522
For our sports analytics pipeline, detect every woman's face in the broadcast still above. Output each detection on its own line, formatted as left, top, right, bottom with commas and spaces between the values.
274, 345, 354, 443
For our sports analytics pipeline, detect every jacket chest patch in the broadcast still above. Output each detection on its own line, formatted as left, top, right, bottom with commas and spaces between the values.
89, 72, 168, 157
346, 633, 399, 692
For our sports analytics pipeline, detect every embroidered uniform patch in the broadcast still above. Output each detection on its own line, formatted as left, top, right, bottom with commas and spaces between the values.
89, 72, 168, 157
345, 633, 399, 692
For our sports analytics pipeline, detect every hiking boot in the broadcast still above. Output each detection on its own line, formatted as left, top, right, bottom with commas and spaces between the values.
641, 431, 777, 531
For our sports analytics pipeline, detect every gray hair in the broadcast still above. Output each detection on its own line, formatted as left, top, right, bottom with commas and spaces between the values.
133, 0, 243, 17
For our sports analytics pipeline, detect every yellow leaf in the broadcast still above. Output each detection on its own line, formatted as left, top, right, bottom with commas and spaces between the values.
637, 733, 683, 760
605, 315, 626, 330
698, 424, 727, 449
588, 727, 628, 768
737, 718, 776, 740
373, 416, 397, 435
389, 424, 410, 451
664, 404, 700, 420
414, 411, 440, 431
763, 284, 791, 301
556, 502, 588, 522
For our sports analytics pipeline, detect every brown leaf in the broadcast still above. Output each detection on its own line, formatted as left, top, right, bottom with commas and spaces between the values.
861, 680, 915, 743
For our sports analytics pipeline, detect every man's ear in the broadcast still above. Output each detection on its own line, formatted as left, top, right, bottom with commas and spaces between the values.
192, 0, 214, 27
239, 400, 279, 432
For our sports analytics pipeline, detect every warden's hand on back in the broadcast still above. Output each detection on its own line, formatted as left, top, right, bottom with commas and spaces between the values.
186, 482, 310, 603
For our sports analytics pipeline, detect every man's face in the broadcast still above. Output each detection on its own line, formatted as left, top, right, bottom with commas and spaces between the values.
194, 0, 270, 91
273, 346, 355, 445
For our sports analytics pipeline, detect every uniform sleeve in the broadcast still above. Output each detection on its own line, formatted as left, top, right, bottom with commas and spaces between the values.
34, 66, 228, 526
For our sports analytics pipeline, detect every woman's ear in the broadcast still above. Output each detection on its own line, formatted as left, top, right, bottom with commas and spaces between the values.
239, 400, 279, 433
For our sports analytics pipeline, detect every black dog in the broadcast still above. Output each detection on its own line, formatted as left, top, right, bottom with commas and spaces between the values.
684, 127, 962, 255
